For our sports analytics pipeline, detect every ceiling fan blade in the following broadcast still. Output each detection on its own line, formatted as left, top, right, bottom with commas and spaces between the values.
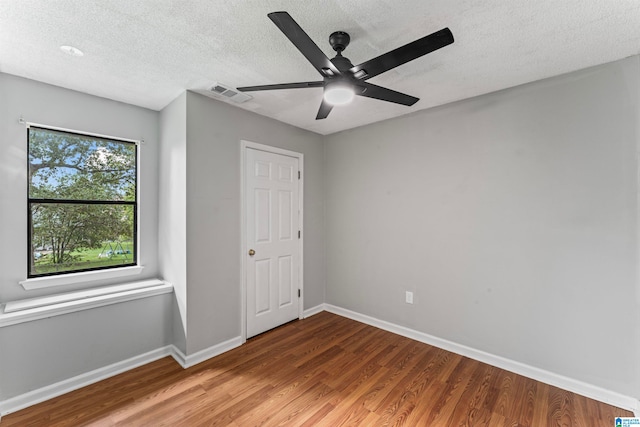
268, 12, 341, 77
237, 81, 324, 92
349, 28, 453, 81
356, 82, 419, 106
316, 98, 333, 120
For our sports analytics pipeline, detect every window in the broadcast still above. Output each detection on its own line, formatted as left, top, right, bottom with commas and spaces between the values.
28, 126, 137, 278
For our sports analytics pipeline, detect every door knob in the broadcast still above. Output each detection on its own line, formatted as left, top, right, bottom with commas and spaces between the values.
248, 249, 255, 256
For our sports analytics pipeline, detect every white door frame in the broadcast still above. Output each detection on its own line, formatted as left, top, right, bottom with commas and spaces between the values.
240, 140, 304, 342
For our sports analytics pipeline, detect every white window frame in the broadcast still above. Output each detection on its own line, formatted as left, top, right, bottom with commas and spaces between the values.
19, 122, 144, 291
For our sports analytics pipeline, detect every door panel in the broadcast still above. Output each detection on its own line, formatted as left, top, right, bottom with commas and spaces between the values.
246, 147, 300, 338
278, 190, 292, 240
255, 189, 271, 243
255, 258, 271, 314
278, 255, 293, 307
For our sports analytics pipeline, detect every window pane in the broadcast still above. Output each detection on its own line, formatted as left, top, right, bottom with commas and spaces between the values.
29, 203, 135, 276
29, 127, 136, 201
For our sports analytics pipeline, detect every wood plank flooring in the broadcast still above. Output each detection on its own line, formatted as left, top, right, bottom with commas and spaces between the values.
2, 312, 633, 426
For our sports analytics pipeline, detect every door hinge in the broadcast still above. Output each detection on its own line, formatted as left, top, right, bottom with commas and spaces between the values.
298, 289, 301, 298
298, 170, 301, 180
298, 230, 301, 239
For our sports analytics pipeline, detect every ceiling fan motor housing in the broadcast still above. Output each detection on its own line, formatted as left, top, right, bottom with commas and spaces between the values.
329, 31, 350, 52
330, 54, 354, 73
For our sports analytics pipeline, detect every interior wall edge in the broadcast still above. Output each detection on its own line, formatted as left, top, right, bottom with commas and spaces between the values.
169, 336, 242, 369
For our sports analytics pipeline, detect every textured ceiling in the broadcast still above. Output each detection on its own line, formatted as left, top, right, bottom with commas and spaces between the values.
1, 1, 639, 135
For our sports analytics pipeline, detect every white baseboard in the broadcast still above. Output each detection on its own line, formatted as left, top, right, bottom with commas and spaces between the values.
0, 346, 174, 417
0, 336, 243, 417
170, 336, 243, 369
2, 309, 636, 418
323, 304, 640, 416
302, 304, 325, 318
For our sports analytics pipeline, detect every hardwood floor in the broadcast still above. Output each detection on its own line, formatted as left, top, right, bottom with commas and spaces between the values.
2, 312, 633, 426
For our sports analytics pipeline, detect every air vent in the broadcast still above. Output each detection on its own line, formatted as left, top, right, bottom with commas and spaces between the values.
210, 82, 252, 103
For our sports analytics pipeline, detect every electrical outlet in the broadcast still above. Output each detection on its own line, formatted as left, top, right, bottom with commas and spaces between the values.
405, 291, 414, 304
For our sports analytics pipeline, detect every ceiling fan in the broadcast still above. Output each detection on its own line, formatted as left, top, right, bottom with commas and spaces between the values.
237, 12, 454, 120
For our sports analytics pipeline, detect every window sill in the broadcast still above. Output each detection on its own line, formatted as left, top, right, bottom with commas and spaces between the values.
0, 279, 172, 328
19, 265, 144, 290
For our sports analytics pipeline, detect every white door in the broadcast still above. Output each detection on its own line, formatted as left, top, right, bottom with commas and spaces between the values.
245, 147, 301, 338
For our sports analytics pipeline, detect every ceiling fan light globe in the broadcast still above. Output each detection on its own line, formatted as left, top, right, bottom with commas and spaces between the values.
324, 84, 354, 105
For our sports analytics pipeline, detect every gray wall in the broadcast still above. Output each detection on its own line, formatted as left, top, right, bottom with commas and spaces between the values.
183, 91, 325, 354
3, 53, 639, 404
0, 73, 172, 401
325, 57, 640, 398
0, 73, 326, 402
0, 295, 173, 400
0, 73, 162, 301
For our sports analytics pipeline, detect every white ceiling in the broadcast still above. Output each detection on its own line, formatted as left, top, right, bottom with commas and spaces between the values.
1, 1, 639, 135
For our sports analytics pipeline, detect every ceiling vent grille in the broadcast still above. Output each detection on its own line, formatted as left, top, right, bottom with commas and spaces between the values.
210, 82, 252, 103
